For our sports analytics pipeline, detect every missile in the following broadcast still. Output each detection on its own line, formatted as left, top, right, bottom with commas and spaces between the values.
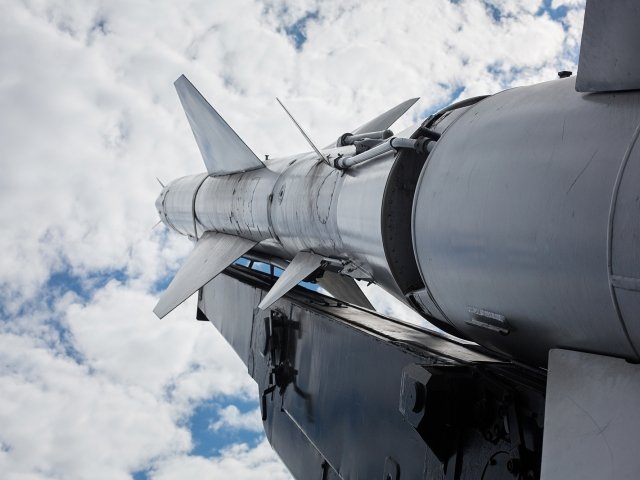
155, 0, 640, 369
154, 74, 422, 318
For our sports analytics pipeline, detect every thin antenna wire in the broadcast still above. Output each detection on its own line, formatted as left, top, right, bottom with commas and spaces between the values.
156, 177, 165, 188
152, 220, 163, 230
276, 98, 330, 166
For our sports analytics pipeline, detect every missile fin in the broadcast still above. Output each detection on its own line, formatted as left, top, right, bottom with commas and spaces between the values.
154, 231, 257, 319
576, 0, 640, 92
174, 75, 264, 175
258, 251, 325, 310
276, 98, 331, 165
317, 271, 374, 310
351, 98, 419, 135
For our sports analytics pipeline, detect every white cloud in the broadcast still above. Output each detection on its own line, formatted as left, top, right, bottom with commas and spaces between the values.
358, 282, 440, 330
551, 0, 586, 8
210, 405, 264, 433
0, 0, 586, 478
0, 331, 190, 480
62, 282, 255, 400
150, 440, 291, 480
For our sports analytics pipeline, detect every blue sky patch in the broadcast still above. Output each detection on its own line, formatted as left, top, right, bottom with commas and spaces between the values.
90, 16, 108, 36
47, 265, 127, 303
419, 85, 465, 118
132, 469, 149, 480
188, 399, 263, 457
483, 1, 503, 22
283, 11, 319, 50
538, 0, 570, 21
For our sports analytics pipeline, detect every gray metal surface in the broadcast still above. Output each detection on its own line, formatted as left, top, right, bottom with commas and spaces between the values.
336, 138, 395, 168
258, 251, 325, 309
174, 75, 264, 175
351, 97, 419, 135
153, 231, 256, 318
156, 142, 415, 310
609, 123, 640, 349
158, 173, 208, 238
316, 271, 374, 310
335, 136, 421, 169
199, 265, 545, 480
541, 349, 640, 479
412, 77, 640, 366
576, 0, 640, 92
336, 150, 409, 302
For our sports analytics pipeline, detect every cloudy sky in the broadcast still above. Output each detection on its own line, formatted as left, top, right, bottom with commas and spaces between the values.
1, 0, 585, 478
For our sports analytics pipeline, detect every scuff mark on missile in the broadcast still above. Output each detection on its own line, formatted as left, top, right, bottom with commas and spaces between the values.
315, 171, 339, 225
568, 396, 615, 472
247, 179, 260, 233
567, 148, 598, 194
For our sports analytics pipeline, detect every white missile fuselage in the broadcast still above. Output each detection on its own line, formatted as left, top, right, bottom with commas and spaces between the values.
156, 144, 408, 302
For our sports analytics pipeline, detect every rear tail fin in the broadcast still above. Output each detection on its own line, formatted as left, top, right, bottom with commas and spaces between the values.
174, 75, 265, 175
154, 231, 257, 318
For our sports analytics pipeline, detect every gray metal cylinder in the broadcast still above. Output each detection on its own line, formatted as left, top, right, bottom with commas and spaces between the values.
412, 77, 640, 366
157, 147, 410, 301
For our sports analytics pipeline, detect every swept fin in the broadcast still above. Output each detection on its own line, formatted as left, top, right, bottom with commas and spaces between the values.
352, 98, 419, 135
154, 232, 257, 318
576, 0, 640, 92
174, 75, 264, 175
276, 98, 330, 165
317, 271, 374, 310
258, 251, 324, 310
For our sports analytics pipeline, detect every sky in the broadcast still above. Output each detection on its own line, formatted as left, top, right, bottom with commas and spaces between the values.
0, 0, 585, 478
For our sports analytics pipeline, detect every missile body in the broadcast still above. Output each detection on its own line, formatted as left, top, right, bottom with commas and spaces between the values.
157, 143, 424, 305
157, 75, 640, 367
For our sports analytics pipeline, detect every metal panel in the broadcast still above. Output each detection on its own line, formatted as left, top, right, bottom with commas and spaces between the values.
413, 77, 640, 366
337, 150, 408, 302
258, 251, 325, 309
174, 75, 264, 175
199, 274, 260, 364
275, 302, 430, 479
153, 231, 257, 318
269, 156, 345, 257
609, 122, 640, 352
199, 266, 546, 479
576, 0, 640, 92
610, 124, 640, 279
195, 167, 278, 243
542, 349, 640, 479
160, 174, 208, 237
